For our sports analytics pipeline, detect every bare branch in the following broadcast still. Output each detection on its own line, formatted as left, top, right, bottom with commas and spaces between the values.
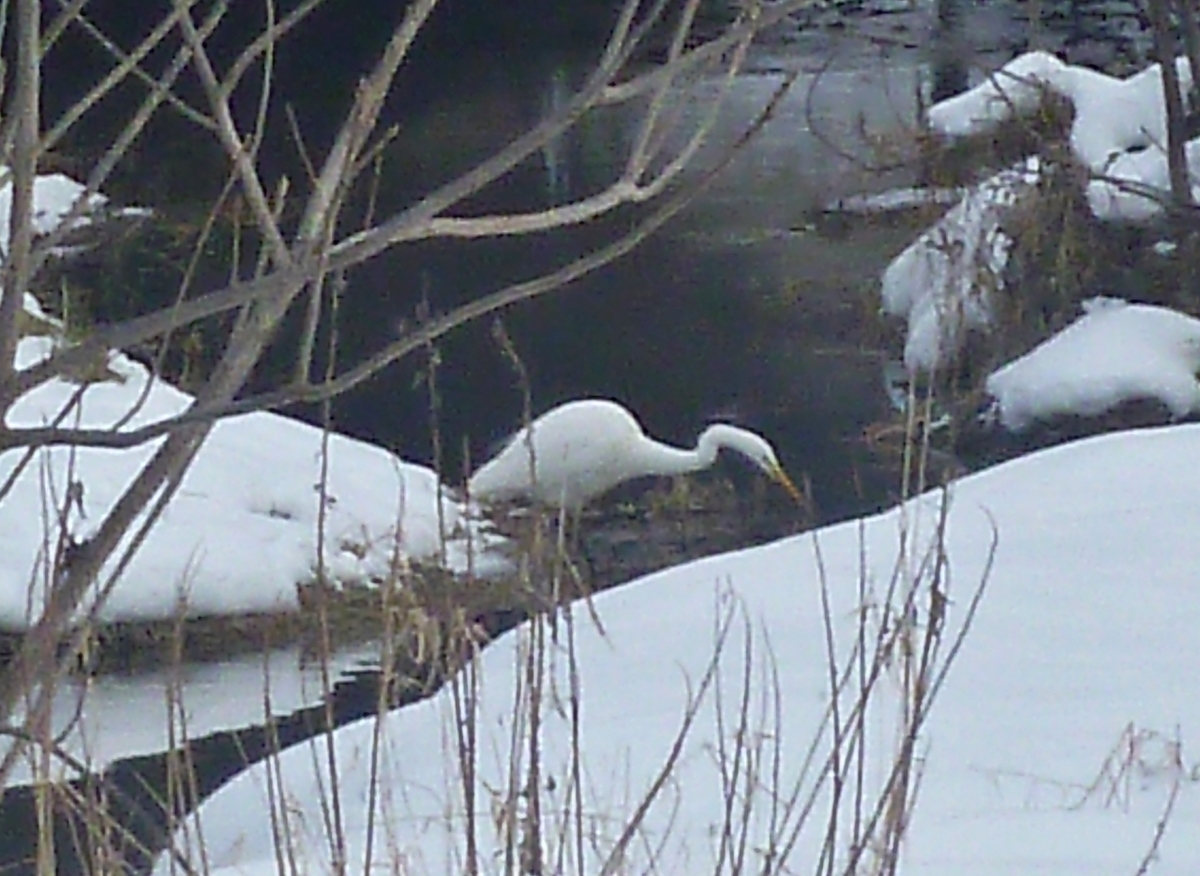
221, 0, 326, 98
1, 47, 806, 452
627, 0, 705, 174
1147, 0, 1192, 206
21, 1, 230, 292
325, 0, 652, 267
600, 0, 807, 105
0, 0, 42, 388
42, 0, 216, 149
2, 2, 806, 411
174, 0, 292, 266
0, 261, 308, 409
296, 0, 441, 246
41, 0, 86, 50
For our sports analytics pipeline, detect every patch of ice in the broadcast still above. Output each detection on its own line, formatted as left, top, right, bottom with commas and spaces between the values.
825, 186, 966, 214
4, 643, 381, 786
986, 298, 1200, 430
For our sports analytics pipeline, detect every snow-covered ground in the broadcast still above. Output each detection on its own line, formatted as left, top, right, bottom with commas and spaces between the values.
884, 50, 1200, 373
986, 297, 1200, 430
0, 174, 506, 629
927, 50, 1197, 223
158, 422, 1200, 876
7, 130, 1199, 876
1, 332, 505, 626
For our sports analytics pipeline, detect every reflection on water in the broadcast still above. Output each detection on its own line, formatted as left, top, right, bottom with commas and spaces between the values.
0, 647, 407, 876
0, 645, 378, 787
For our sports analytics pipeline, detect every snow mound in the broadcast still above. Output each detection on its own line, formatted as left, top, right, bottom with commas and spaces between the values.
0, 171, 142, 253
0, 171, 507, 626
928, 51, 1071, 139
928, 51, 1191, 169
928, 51, 1198, 222
986, 298, 1200, 431
881, 158, 1039, 372
1086, 137, 1200, 221
1, 337, 508, 626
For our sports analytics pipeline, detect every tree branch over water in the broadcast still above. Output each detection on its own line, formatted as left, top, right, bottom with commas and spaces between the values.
0, 0, 817, 770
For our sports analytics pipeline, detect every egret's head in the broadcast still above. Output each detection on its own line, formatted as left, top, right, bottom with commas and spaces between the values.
703, 424, 805, 506
762, 456, 804, 506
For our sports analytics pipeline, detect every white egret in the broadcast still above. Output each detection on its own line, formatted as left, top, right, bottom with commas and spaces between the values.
468, 398, 804, 511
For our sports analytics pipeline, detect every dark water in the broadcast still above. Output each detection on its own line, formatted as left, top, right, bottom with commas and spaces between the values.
282, 46, 915, 523
2, 2, 1162, 874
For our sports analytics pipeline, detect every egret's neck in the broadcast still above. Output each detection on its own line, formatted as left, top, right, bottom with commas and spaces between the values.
633, 428, 724, 478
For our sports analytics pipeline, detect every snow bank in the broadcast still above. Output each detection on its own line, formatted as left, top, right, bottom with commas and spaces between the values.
881, 158, 1039, 371
928, 51, 1192, 170
0, 171, 145, 253
0, 336, 505, 625
928, 50, 1199, 222
986, 297, 1200, 430
928, 51, 1072, 138
1086, 137, 1200, 221
157, 423, 1200, 875
0, 171, 508, 627
885, 51, 1200, 372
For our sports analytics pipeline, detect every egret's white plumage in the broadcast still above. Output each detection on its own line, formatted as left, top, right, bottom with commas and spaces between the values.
468, 398, 803, 511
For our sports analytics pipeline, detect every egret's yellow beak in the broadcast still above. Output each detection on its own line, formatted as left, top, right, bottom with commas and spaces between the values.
767, 461, 805, 506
